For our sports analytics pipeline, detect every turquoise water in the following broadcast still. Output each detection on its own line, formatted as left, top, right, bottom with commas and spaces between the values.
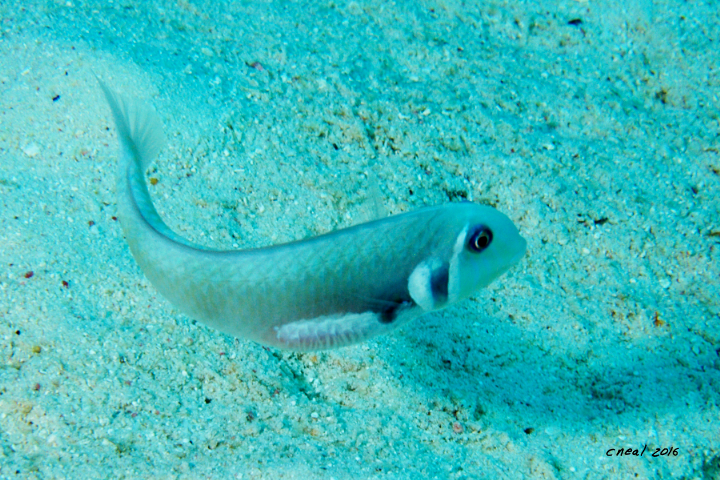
0, 0, 718, 478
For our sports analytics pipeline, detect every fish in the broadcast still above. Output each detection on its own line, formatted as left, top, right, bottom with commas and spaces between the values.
100, 81, 527, 351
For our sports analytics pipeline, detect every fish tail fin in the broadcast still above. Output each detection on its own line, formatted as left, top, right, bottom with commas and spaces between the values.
98, 78, 166, 171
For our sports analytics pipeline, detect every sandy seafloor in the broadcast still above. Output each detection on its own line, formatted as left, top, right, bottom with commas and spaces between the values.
1, 0, 719, 478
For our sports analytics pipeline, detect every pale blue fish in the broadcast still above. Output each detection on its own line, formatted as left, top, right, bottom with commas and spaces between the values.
100, 82, 527, 351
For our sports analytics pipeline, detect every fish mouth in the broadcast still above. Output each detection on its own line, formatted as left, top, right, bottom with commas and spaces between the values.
510, 236, 528, 264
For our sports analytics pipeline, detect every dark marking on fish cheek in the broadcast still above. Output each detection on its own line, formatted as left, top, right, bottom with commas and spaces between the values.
430, 263, 449, 305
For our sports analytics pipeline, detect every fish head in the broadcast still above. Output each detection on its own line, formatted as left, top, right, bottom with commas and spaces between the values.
446, 204, 527, 303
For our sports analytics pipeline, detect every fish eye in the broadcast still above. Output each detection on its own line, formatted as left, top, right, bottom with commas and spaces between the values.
468, 225, 493, 253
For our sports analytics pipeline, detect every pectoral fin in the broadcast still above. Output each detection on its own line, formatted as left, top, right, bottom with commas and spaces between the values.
408, 258, 449, 311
